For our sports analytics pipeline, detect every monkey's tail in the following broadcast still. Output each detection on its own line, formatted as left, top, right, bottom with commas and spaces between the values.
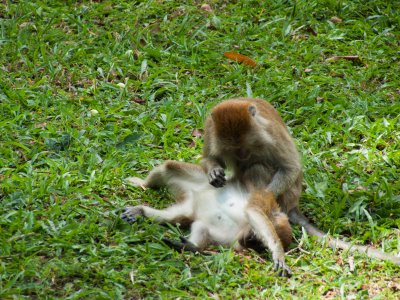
288, 208, 400, 265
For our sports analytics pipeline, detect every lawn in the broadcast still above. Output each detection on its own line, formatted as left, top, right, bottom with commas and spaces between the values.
1, 0, 399, 298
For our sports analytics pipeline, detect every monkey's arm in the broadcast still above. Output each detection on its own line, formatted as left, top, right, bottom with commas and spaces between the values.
288, 208, 400, 265
201, 118, 227, 187
266, 145, 302, 197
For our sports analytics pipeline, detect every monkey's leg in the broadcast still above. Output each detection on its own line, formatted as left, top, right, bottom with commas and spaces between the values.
162, 221, 210, 253
126, 160, 208, 196
245, 207, 292, 277
121, 201, 192, 224
276, 174, 302, 213
187, 221, 210, 249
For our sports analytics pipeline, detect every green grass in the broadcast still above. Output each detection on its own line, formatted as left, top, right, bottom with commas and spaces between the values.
1, 0, 399, 298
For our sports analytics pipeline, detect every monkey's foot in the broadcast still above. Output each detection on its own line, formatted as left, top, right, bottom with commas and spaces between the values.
120, 206, 144, 223
125, 177, 147, 189
273, 259, 292, 277
162, 237, 200, 253
208, 167, 226, 187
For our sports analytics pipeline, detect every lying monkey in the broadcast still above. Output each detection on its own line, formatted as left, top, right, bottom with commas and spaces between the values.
121, 160, 293, 277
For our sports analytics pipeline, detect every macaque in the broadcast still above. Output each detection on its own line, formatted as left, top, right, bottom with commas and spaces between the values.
121, 160, 293, 277
202, 97, 400, 266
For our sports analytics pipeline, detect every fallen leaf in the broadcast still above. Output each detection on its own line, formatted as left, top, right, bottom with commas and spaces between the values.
348, 256, 355, 272
331, 16, 342, 24
88, 109, 99, 116
188, 139, 197, 148
200, 4, 213, 13
323, 289, 339, 299
132, 97, 145, 105
306, 26, 317, 36
291, 34, 309, 40
35, 122, 47, 129
326, 55, 362, 64
223, 51, 257, 67
191, 128, 204, 137
205, 21, 215, 29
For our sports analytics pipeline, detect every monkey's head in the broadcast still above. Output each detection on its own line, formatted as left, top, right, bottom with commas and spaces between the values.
211, 100, 257, 147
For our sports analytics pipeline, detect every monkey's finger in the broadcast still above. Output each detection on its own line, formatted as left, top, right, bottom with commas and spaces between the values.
209, 171, 226, 187
210, 177, 226, 188
212, 168, 225, 177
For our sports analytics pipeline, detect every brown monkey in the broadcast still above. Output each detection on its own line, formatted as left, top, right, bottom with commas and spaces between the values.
121, 160, 293, 276
202, 97, 400, 266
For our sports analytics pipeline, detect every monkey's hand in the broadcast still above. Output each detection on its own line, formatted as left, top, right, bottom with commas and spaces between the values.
120, 206, 144, 223
273, 257, 292, 277
208, 167, 226, 187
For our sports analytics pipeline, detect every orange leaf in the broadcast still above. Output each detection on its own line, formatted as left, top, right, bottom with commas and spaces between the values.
223, 52, 257, 67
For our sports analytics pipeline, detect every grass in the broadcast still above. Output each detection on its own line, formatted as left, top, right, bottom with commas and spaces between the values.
1, 0, 399, 298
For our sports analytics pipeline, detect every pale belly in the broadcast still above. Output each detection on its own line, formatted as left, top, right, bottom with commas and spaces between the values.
194, 183, 249, 246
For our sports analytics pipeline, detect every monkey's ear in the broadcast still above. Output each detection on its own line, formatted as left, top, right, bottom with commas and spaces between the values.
248, 105, 256, 117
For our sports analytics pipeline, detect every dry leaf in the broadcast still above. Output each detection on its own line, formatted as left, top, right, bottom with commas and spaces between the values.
200, 4, 213, 13
35, 122, 47, 129
132, 98, 145, 105
323, 289, 339, 299
291, 34, 309, 40
326, 55, 362, 63
306, 26, 317, 36
188, 139, 197, 148
331, 16, 342, 24
223, 52, 257, 67
191, 128, 204, 137
348, 256, 355, 272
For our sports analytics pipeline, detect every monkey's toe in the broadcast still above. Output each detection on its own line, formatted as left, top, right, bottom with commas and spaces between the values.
120, 213, 138, 223
273, 260, 292, 277
120, 206, 143, 223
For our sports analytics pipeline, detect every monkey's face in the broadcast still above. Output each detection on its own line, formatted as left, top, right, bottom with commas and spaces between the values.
211, 100, 257, 148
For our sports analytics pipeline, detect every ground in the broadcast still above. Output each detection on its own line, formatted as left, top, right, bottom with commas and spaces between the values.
0, 0, 399, 298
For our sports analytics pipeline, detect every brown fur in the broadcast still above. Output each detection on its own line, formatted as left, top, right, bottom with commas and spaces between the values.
211, 100, 253, 142
203, 97, 302, 212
